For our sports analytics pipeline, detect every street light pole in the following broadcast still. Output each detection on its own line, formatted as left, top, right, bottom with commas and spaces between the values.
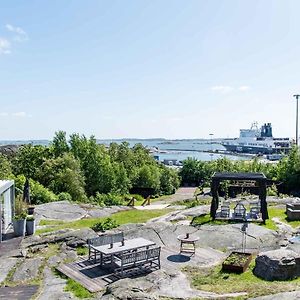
293, 95, 299, 146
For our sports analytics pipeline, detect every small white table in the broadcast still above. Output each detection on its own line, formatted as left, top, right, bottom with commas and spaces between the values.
177, 234, 199, 255
91, 237, 156, 266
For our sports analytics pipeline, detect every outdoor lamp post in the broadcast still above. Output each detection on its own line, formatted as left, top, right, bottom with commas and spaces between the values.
293, 94, 299, 146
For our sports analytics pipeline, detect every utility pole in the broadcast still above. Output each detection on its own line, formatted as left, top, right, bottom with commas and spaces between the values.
293, 95, 299, 146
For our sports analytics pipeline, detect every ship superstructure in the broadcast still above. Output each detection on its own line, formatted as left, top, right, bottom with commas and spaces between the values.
222, 123, 292, 154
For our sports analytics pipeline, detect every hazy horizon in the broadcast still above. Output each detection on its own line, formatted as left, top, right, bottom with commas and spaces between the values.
1, 1, 299, 140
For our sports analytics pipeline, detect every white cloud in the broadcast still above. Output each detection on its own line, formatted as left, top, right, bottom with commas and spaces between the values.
6, 24, 26, 35
5, 24, 28, 42
0, 38, 11, 54
211, 85, 251, 93
211, 85, 234, 94
0, 112, 8, 116
239, 86, 250, 91
12, 112, 28, 117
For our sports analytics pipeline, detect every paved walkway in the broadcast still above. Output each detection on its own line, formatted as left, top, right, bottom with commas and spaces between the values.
153, 187, 197, 205
135, 204, 169, 210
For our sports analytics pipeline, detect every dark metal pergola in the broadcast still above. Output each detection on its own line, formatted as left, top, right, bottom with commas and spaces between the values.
210, 172, 269, 223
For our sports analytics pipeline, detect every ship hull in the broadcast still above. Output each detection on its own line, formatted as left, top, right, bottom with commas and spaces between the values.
223, 144, 278, 154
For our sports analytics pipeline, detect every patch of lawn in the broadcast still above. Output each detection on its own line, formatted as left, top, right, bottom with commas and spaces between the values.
55, 269, 92, 299
184, 261, 300, 299
191, 214, 229, 226
76, 246, 88, 256
64, 278, 93, 299
36, 209, 172, 235
268, 207, 300, 228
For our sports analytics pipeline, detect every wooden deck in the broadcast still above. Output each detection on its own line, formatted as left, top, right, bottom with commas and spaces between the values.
0, 285, 39, 300
57, 257, 158, 293
56, 258, 118, 292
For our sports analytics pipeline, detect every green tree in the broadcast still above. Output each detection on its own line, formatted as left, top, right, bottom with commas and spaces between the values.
133, 165, 161, 192
112, 162, 131, 194
51, 131, 69, 157
38, 153, 87, 201
160, 166, 180, 194
70, 135, 115, 195
0, 153, 13, 179
12, 144, 51, 180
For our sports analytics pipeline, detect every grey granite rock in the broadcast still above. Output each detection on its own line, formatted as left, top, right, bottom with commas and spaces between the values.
35, 201, 131, 225
112, 222, 279, 252
12, 257, 43, 282
35, 201, 87, 224
0, 257, 19, 283
101, 278, 158, 300
37, 267, 74, 300
250, 290, 300, 300
22, 228, 98, 249
253, 249, 300, 280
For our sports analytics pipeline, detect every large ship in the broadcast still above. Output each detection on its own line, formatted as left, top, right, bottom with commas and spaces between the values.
221, 123, 292, 155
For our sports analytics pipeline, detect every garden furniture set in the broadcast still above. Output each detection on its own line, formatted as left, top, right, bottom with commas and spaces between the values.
218, 201, 261, 220
87, 233, 161, 277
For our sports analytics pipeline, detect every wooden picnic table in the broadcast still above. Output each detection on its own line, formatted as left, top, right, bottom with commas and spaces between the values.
91, 237, 156, 266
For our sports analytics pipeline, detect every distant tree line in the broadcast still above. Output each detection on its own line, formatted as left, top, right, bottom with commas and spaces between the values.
0, 131, 179, 205
180, 146, 300, 195
1, 133, 299, 205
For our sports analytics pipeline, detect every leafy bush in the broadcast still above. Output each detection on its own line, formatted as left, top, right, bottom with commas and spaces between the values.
124, 194, 144, 203
58, 192, 72, 201
91, 218, 119, 232
267, 184, 278, 197
30, 180, 57, 204
93, 193, 124, 206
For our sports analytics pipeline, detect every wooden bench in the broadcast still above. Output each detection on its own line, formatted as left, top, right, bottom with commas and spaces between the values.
87, 232, 124, 263
113, 246, 161, 277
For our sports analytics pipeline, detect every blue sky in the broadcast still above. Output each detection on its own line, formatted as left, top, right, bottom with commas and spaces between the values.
0, 0, 299, 139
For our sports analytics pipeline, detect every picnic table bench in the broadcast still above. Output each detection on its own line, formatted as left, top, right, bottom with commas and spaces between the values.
113, 246, 161, 277
87, 232, 124, 263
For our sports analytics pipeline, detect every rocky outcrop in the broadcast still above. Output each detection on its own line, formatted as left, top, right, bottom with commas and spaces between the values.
0, 258, 19, 283
111, 222, 280, 252
254, 249, 300, 280
12, 257, 43, 282
35, 201, 131, 224
249, 290, 300, 300
149, 205, 210, 223
101, 278, 158, 300
0, 144, 21, 158
22, 228, 98, 250
37, 267, 75, 300
35, 201, 88, 224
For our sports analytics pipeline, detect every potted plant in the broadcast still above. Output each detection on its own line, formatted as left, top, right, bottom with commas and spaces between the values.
222, 251, 252, 273
23, 178, 35, 215
27, 206, 35, 215
26, 216, 36, 235
13, 195, 28, 237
